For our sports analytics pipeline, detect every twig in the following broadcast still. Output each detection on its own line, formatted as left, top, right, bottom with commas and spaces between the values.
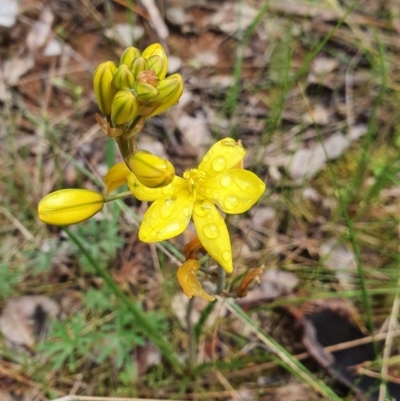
378, 227, 400, 400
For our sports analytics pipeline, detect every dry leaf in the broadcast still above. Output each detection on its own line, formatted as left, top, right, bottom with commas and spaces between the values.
26, 6, 54, 52
0, 0, 18, 28
290, 133, 350, 181
0, 296, 59, 348
320, 239, 356, 290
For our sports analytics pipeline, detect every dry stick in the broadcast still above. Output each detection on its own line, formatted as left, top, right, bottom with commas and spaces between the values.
52, 397, 182, 401
378, 227, 400, 400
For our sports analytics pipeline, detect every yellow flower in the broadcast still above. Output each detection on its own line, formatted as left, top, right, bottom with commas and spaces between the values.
38, 189, 104, 225
106, 138, 265, 273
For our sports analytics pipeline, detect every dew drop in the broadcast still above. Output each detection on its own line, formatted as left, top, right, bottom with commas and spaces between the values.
233, 175, 250, 192
160, 198, 174, 218
203, 155, 210, 162
51, 193, 59, 199
220, 174, 232, 188
212, 156, 226, 172
207, 213, 213, 220
222, 251, 231, 261
224, 195, 239, 210
202, 223, 219, 239
213, 192, 220, 199
183, 206, 191, 217
206, 188, 212, 195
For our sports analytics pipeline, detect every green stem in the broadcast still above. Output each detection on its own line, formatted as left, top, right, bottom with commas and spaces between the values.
186, 297, 196, 372
64, 227, 183, 374
104, 191, 132, 203
216, 265, 226, 295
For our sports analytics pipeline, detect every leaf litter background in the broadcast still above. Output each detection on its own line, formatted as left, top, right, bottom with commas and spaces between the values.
1, 0, 400, 400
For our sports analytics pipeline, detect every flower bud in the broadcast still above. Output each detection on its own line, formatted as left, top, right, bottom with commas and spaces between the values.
120, 46, 141, 66
142, 43, 168, 79
177, 259, 215, 301
131, 57, 148, 77
134, 82, 159, 102
38, 189, 104, 226
128, 150, 175, 188
113, 64, 135, 90
111, 90, 139, 125
146, 55, 166, 80
93, 61, 117, 115
145, 73, 184, 117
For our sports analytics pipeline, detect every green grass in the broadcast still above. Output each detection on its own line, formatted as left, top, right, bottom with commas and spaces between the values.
2, 0, 400, 399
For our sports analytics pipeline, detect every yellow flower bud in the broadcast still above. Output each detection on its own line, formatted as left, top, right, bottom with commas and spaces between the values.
111, 89, 139, 125
113, 64, 135, 90
38, 189, 104, 226
93, 61, 117, 115
146, 55, 166, 80
142, 43, 168, 79
134, 81, 159, 102
128, 150, 175, 188
145, 73, 184, 117
177, 259, 215, 302
120, 46, 141, 66
131, 56, 148, 78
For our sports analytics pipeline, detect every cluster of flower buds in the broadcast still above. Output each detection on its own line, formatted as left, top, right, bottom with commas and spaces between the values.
93, 43, 183, 127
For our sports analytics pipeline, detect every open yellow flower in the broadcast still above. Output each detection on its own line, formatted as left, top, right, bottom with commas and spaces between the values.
105, 138, 265, 273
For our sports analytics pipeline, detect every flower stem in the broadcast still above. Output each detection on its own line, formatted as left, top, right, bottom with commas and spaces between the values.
64, 227, 184, 374
186, 297, 196, 372
217, 265, 226, 294
104, 191, 132, 203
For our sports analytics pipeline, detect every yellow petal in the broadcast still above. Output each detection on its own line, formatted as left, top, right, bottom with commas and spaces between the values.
127, 174, 186, 202
139, 190, 194, 242
104, 162, 131, 195
198, 138, 246, 175
38, 189, 104, 226
200, 169, 266, 214
192, 200, 233, 273
177, 259, 215, 302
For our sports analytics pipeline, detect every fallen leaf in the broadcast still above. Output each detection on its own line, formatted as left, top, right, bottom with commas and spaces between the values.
290, 133, 350, 181
0, 296, 59, 348
320, 238, 356, 290
26, 6, 54, 52
0, 0, 18, 28
105, 23, 144, 47
237, 269, 299, 304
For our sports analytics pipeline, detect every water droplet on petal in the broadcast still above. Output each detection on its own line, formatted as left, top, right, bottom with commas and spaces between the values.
207, 213, 213, 220
233, 175, 250, 192
222, 251, 231, 261
183, 206, 191, 217
52, 193, 59, 199
220, 174, 232, 188
224, 195, 239, 210
206, 188, 212, 195
202, 223, 219, 239
213, 192, 220, 199
203, 155, 210, 162
212, 156, 226, 172
160, 198, 174, 218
